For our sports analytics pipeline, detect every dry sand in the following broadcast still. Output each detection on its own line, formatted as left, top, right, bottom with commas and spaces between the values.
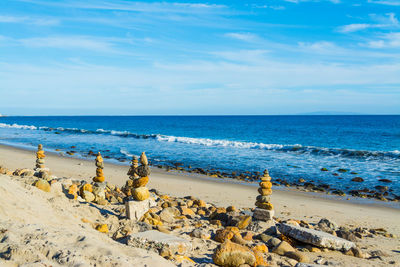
0, 144, 400, 266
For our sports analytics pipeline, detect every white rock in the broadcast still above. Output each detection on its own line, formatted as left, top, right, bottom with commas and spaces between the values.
279, 223, 356, 251
125, 198, 156, 221
253, 208, 274, 221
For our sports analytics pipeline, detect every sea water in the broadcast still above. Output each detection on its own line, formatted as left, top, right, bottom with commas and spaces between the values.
0, 115, 399, 197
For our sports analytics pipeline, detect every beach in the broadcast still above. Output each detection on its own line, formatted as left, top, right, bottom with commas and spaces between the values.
1, 143, 399, 266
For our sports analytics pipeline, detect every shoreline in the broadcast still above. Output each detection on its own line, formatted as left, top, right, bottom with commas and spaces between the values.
0, 142, 399, 210
1, 143, 400, 237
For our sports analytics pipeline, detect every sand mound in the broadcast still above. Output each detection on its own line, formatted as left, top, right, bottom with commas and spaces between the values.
0, 174, 173, 267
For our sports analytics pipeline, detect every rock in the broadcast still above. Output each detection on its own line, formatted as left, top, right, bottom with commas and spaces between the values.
156, 225, 171, 234
317, 218, 337, 232
351, 177, 364, 182
295, 263, 325, 267
345, 247, 365, 258
320, 168, 328, 171
179, 207, 195, 216
378, 179, 392, 183
229, 215, 252, 230
212, 240, 256, 267
253, 208, 274, 221
136, 165, 151, 177
272, 241, 295, 256
35, 179, 51, 192
132, 187, 150, 201
279, 223, 356, 251
126, 198, 156, 221
335, 229, 358, 242
190, 229, 211, 240
159, 207, 179, 223
214, 228, 238, 243
96, 224, 109, 233
80, 183, 93, 193
132, 176, 149, 187
285, 251, 309, 263
127, 230, 192, 255
247, 220, 276, 234
21, 169, 35, 177
82, 190, 95, 202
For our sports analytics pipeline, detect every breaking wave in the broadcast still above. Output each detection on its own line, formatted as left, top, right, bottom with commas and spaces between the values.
1, 122, 399, 160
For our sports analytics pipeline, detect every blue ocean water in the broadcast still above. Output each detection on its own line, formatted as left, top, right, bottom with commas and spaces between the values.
0, 115, 399, 198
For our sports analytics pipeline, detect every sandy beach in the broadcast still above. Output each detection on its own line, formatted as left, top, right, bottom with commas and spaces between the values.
1, 143, 400, 266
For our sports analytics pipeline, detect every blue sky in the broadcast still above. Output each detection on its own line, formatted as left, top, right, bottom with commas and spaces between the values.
0, 0, 399, 115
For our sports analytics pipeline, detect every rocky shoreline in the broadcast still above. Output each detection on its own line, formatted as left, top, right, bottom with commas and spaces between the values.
0, 148, 399, 266
53, 146, 399, 203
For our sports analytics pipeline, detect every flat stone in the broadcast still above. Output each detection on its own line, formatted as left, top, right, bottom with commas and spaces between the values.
295, 263, 326, 267
279, 223, 355, 251
127, 230, 192, 255
125, 198, 156, 221
253, 208, 274, 221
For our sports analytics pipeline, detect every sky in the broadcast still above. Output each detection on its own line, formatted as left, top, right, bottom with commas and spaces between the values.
0, 0, 399, 115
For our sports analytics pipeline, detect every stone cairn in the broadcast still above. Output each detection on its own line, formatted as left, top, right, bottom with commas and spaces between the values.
130, 152, 151, 201
125, 152, 154, 220
35, 144, 46, 170
253, 169, 274, 221
92, 152, 106, 202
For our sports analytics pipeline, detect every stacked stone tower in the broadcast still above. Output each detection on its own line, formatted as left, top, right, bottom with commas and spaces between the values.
131, 152, 151, 201
93, 152, 105, 183
92, 152, 106, 203
253, 169, 274, 221
35, 144, 46, 170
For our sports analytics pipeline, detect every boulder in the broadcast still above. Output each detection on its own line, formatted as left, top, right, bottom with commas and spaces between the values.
132, 187, 150, 201
279, 223, 356, 251
35, 179, 51, 192
126, 198, 156, 221
213, 240, 256, 267
272, 241, 295, 256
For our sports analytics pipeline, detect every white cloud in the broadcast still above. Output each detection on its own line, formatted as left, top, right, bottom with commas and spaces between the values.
338, 13, 399, 33
368, 0, 400, 6
0, 15, 59, 25
366, 32, 400, 48
224, 33, 259, 42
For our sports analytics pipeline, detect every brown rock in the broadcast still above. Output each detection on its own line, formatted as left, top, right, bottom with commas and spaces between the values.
35, 179, 51, 192
236, 215, 252, 230
272, 241, 295, 256
255, 201, 274, 210
213, 240, 256, 267
259, 181, 272, 189
285, 251, 309, 262
258, 188, 272, 196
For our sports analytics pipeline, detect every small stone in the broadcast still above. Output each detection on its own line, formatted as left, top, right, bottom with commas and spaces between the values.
82, 190, 95, 202
96, 224, 109, 233
256, 195, 271, 203
285, 251, 309, 263
226, 206, 237, 212
126, 198, 157, 221
258, 188, 272, 196
213, 240, 256, 267
317, 218, 338, 232
255, 201, 274, 210
190, 229, 211, 240
272, 241, 295, 256
132, 187, 150, 201
253, 208, 274, 221
136, 165, 151, 177
351, 177, 364, 182
35, 179, 51, 192
236, 215, 252, 229
179, 207, 195, 216
259, 181, 272, 189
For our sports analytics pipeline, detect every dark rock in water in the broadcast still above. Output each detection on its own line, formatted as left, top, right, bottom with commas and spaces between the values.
320, 168, 328, 172
331, 190, 346, 196
350, 172, 358, 175
378, 179, 392, 183
351, 177, 364, 182
375, 185, 388, 192
337, 169, 348, 173
332, 173, 339, 176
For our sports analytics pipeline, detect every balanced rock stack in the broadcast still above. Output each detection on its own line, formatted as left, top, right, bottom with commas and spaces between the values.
92, 152, 106, 203
131, 152, 151, 201
253, 169, 274, 221
35, 144, 46, 170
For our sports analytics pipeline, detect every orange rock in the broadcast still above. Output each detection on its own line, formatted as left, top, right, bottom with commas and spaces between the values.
96, 152, 103, 163
36, 151, 46, 159
255, 201, 274, 210
241, 231, 254, 241
132, 176, 149, 188
237, 215, 252, 230
96, 224, 108, 233
197, 209, 206, 216
35, 179, 51, 192
258, 188, 272, 196
80, 183, 93, 194
194, 199, 206, 207
253, 249, 268, 266
132, 187, 150, 201
253, 244, 268, 253
259, 181, 272, 189
93, 175, 105, 183
96, 168, 104, 176
180, 207, 195, 216
69, 184, 78, 195
226, 206, 237, 212
160, 195, 170, 200
214, 229, 235, 243
213, 240, 256, 266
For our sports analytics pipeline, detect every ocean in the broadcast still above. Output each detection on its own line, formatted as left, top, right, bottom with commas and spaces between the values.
0, 115, 399, 199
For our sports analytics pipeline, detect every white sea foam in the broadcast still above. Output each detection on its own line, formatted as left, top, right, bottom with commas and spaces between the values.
0, 123, 37, 130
